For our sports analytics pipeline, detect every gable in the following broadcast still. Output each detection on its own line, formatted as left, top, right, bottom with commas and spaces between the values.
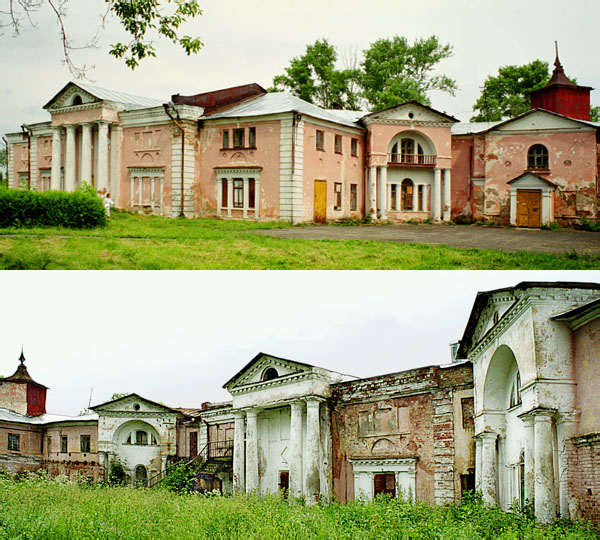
225, 353, 311, 390
363, 101, 457, 125
492, 110, 595, 134
508, 172, 557, 189
45, 83, 101, 111
91, 394, 176, 414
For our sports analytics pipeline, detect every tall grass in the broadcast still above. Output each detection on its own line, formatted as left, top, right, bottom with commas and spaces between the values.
0, 472, 596, 539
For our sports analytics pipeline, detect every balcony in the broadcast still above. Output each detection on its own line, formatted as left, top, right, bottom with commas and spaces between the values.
388, 153, 436, 167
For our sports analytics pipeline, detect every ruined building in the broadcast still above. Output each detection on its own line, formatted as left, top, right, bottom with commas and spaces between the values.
6, 52, 599, 227
0, 282, 598, 525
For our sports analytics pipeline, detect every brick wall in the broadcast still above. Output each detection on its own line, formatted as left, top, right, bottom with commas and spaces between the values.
569, 434, 600, 525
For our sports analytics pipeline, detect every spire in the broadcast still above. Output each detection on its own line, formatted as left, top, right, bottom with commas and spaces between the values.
19, 346, 25, 365
546, 41, 575, 87
554, 41, 562, 70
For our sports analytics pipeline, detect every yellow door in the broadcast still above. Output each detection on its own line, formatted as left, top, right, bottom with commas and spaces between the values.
516, 190, 542, 228
314, 180, 327, 223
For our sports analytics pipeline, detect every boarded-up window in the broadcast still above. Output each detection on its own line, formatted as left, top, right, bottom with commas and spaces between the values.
374, 473, 395, 497
358, 411, 372, 437
461, 397, 474, 429
374, 408, 395, 434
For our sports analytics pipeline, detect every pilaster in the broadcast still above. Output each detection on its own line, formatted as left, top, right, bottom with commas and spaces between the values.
50, 127, 62, 190
233, 411, 246, 494
245, 409, 259, 492
304, 398, 322, 504
289, 400, 304, 499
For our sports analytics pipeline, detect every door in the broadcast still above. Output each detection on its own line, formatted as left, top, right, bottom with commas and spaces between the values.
190, 431, 197, 457
516, 190, 542, 228
279, 471, 289, 497
314, 180, 327, 223
374, 473, 396, 497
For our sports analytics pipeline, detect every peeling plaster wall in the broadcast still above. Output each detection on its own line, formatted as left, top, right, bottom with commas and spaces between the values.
574, 318, 600, 436
0, 421, 43, 474
0, 382, 27, 416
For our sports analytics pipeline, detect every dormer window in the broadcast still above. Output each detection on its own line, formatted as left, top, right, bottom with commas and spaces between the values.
528, 145, 549, 170
72, 95, 83, 106
262, 367, 279, 381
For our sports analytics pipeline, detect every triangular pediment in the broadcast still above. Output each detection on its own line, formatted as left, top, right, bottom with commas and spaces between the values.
508, 172, 557, 189
362, 101, 458, 125
224, 353, 313, 390
491, 109, 595, 133
44, 82, 102, 111
91, 393, 177, 414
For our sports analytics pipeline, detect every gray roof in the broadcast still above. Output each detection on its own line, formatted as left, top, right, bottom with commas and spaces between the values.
0, 407, 98, 425
75, 82, 164, 111
205, 92, 366, 129
451, 121, 502, 135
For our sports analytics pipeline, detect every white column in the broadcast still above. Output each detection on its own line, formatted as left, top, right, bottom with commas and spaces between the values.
534, 411, 556, 523
233, 411, 246, 494
216, 179, 223, 217
510, 190, 518, 226
520, 414, 535, 506
97, 122, 110, 193
443, 168, 451, 221
243, 178, 249, 219
110, 125, 122, 203
304, 398, 321, 504
81, 123, 93, 186
377, 166, 387, 220
475, 436, 483, 493
245, 409, 259, 493
289, 401, 304, 499
255, 180, 260, 219
65, 125, 76, 191
367, 166, 377, 218
421, 185, 428, 212
51, 128, 62, 191
387, 183, 392, 212
555, 415, 569, 518
479, 432, 497, 506
432, 168, 442, 221
227, 178, 233, 218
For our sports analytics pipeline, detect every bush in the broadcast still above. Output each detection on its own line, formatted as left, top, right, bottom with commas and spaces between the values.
579, 217, 600, 232
0, 186, 107, 229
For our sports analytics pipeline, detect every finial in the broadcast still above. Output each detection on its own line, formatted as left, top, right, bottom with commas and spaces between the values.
19, 346, 25, 364
554, 41, 563, 69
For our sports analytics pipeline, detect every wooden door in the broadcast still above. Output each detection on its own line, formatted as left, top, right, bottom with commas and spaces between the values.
314, 180, 327, 223
189, 431, 197, 457
516, 190, 542, 228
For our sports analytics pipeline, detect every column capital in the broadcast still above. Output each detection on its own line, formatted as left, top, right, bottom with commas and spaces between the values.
233, 410, 246, 420
475, 431, 498, 442
529, 407, 557, 421
304, 396, 325, 407
290, 400, 305, 412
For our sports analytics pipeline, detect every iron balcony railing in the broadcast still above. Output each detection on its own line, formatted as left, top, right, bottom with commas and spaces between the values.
388, 153, 436, 166
207, 440, 233, 459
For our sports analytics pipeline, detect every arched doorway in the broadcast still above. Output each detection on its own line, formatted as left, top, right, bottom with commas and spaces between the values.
135, 465, 147, 486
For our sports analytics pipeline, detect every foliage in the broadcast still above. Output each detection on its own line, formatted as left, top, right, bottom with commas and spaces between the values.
471, 60, 551, 121
271, 39, 361, 109
0, 187, 107, 229
360, 35, 456, 110
158, 460, 200, 493
110, 392, 129, 401
0, 148, 5, 188
578, 217, 600, 232
108, 458, 127, 485
3, 1, 203, 77
271, 35, 456, 111
0, 476, 597, 539
0, 212, 598, 269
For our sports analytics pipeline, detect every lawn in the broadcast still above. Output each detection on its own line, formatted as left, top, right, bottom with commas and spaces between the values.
0, 212, 597, 270
0, 474, 596, 539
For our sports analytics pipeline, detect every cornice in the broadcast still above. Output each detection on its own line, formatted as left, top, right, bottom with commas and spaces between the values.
98, 411, 177, 419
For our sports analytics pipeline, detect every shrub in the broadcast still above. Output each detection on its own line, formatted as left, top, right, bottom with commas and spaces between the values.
108, 458, 126, 485
0, 186, 107, 229
579, 217, 600, 232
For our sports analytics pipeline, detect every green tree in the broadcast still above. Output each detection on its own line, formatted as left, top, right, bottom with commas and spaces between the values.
471, 60, 550, 121
0, 148, 5, 188
271, 39, 361, 109
4, 1, 203, 77
360, 36, 456, 111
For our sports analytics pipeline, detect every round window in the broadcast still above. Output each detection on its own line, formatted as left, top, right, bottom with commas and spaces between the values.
134, 403, 140, 411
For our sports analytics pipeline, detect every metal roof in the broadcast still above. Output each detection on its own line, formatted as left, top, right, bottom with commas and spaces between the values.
451, 121, 502, 135
205, 92, 366, 128
75, 82, 164, 110
0, 407, 97, 424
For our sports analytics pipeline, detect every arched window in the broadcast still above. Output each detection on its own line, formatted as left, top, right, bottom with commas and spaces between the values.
527, 144, 549, 170
262, 367, 279, 381
135, 465, 147, 485
401, 179, 414, 210
72, 95, 83, 106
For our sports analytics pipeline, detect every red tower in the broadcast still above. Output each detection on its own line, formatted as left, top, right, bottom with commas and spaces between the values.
530, 45, 592, 121
3, 350, 48, 416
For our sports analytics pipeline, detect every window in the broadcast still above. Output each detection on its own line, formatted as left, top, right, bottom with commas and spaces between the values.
509, 372, 522, 408
72, 95, 83, 106
262, 367, 279, 381
135, 465, 147, 485
401, 138, 415, 163
417, 185, 424, 211
334, 182, 342, 210
61, 435, 68, 453
528, 144, 549, 170
391, 184, 397, 210
151, 434, 158, 445
80, 435, 91, 453
136, 431, 148, 445
350, 184, 358, 211
248, 178, 256, 209
249, 127, 256, 148
8, 433, 19, 452
401, 179, 414, 210
233, 129, 244, 148
221, 179, 228, 207
222, 130, 229, 148
334, 134, 343, 154
233, 179, 243, 208
374, 473, 396, 497
351, 138, 358, 157
316, 130, 324, 150
461, 397, 474, 429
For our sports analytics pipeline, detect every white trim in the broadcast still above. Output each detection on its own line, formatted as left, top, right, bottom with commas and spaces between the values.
349, 457, 417, 500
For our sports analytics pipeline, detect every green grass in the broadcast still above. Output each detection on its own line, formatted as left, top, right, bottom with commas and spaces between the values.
0, 474, 596, 539
0, 212, 597, 269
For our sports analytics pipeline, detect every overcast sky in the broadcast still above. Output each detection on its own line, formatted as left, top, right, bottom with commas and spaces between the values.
1, 271, 597, 416
1, 0, 600, 138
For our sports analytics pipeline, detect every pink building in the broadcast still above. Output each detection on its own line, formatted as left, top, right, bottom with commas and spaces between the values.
6, 55, 599, 227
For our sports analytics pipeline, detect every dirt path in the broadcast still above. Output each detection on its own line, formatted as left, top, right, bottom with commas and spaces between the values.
249, 224, 600, 255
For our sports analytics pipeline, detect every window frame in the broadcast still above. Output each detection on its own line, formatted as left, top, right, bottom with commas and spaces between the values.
248, 127, 256, 148
232, 178, 244, 209
233, 128, 245, 149
222, 130, 230, 149
401, 179, 414, 211
80, 434, 91, 453
351, 138, 359, 157
316, 130, 325, 151
527, 144, 549, 170
334, 182, 342, 211
350, 184, 358, 211
61, 435, 68, 453
8, 433, 20, 452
